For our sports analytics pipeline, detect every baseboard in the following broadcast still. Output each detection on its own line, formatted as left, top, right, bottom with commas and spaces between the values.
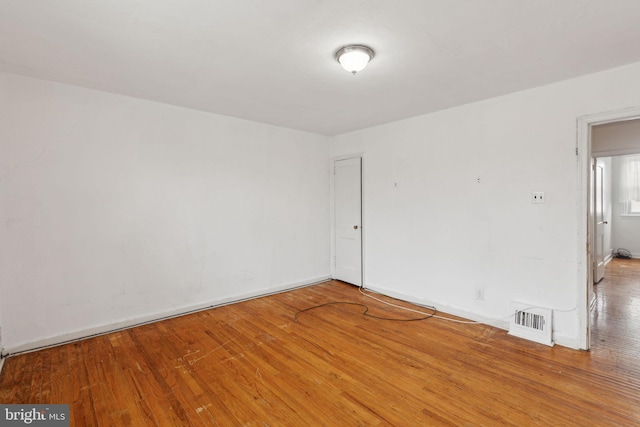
0, 356, 4, 376
362, 283, 583, 349
611, 253, 640, 259
553, 334, 579, 350
362, 283, 511, 331
3, 275, 330, 357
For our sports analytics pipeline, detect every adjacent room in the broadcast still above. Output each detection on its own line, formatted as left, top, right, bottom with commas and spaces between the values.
2, 1, 640, 425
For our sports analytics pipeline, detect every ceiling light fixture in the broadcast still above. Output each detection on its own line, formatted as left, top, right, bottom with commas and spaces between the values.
335, 45, 375, 75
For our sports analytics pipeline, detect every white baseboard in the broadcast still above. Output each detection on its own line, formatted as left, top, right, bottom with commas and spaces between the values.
362, 283, 511, 331
611, 253, 640, 259
3, 275, 330, 357
362, 283, 583, 349
553, 334, 579, 350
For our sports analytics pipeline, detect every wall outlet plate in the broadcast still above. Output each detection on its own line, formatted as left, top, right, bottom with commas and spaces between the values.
532, 191, 545, 203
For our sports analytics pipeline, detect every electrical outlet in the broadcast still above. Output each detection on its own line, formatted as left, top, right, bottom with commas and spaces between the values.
532, 191, 545, 203
475, 288, 485, 301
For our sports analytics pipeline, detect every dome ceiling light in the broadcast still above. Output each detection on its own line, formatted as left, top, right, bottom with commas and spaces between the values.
335, 45, 375, 75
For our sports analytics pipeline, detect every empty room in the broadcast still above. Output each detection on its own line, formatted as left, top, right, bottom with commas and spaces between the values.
1, 1, 640, 425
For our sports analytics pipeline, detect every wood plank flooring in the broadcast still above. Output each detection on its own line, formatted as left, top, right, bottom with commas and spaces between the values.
591, 257, 640, 378
1, 270, 640, 426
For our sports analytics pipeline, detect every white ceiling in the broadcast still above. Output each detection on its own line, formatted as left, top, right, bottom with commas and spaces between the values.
2, 1, 640, 136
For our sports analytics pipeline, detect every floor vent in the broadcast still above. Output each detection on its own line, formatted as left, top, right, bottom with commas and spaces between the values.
508, 302, 553, 346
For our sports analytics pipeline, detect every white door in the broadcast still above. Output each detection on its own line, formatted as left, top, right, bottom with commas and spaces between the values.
334, 157, 362, 286
594, 160, 606, 283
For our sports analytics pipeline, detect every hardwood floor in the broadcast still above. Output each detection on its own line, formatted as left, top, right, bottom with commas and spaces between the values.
1, 275, 640, 426
591, 258, 640, 376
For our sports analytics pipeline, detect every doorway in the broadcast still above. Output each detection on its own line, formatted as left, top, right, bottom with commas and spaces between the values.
333, 156, 363, 286
578, 107, 640, 350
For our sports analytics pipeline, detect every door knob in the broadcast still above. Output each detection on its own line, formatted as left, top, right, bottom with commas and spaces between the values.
353, 225, 359, 229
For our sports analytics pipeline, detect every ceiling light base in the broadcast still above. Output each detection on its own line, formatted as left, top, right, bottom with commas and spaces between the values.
335, 45, 375, 75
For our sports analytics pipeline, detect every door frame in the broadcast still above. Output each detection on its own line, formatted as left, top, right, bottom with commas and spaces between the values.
331, 153, 365, 286
577, 106, 640, 350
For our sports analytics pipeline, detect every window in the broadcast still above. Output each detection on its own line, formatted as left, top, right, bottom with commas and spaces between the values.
619, 154, 640, 215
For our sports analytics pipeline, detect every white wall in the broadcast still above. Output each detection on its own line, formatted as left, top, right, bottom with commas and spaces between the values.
0, 72, 330, 353
610, 156, 640, 257
330, 61, 640, 348
0, 287, 3, 354
5, 63, 640, 354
